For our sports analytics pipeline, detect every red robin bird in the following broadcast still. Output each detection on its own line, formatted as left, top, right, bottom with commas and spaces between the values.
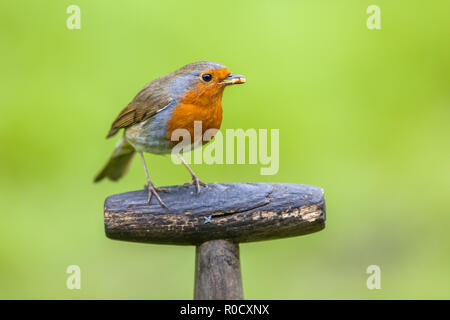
94, 61, 246, 207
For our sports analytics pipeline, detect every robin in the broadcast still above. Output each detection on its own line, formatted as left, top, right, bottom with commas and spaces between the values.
94, 61, 246, 207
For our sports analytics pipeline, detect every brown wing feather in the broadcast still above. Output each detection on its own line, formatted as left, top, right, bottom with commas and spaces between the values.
106, 80, 172, 138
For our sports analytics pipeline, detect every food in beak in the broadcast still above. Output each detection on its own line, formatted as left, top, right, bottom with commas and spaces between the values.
221, 74, 246, 85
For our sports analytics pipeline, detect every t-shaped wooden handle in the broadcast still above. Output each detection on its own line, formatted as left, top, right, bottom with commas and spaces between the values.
104, 182, 326, 299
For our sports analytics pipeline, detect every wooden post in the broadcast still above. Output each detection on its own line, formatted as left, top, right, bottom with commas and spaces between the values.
194, 240, 242, 300
104, 182, 326, 299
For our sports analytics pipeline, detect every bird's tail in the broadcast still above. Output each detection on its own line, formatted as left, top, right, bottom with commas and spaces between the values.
94, 137, 136, 182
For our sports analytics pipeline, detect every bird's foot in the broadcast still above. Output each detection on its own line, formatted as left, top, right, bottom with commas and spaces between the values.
144, 185, 170, 193
184, 177, 207, 194
145, 184, 168, 208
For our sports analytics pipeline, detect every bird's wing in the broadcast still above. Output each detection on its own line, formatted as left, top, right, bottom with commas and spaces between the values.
106, 81, 173, 138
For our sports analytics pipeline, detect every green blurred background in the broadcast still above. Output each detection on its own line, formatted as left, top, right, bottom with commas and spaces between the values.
1, 0, 449, 299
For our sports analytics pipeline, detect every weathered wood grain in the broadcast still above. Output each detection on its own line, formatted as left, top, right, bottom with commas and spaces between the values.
194, 240, 243, 300
104, 183, 326, 245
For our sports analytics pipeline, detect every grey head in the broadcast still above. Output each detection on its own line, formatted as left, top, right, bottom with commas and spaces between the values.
175, 61, 227, 74
164, 61, 228, 98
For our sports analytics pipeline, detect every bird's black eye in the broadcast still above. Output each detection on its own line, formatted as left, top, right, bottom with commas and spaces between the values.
202, 73, 212, 82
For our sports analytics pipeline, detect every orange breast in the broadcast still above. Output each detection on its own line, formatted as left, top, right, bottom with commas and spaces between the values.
165, 85, 224, 145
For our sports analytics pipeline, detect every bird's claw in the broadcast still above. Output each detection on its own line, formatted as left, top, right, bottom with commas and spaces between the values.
146, 185, 168, 208
144, 185, 170, 193
184, 177, 207, 194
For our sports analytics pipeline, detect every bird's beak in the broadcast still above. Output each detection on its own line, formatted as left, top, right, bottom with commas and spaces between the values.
220, 74, 246, 85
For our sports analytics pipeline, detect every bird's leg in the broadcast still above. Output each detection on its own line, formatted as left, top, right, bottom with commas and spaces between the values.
139, 152, 168, 208
176, 153, 207, 194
